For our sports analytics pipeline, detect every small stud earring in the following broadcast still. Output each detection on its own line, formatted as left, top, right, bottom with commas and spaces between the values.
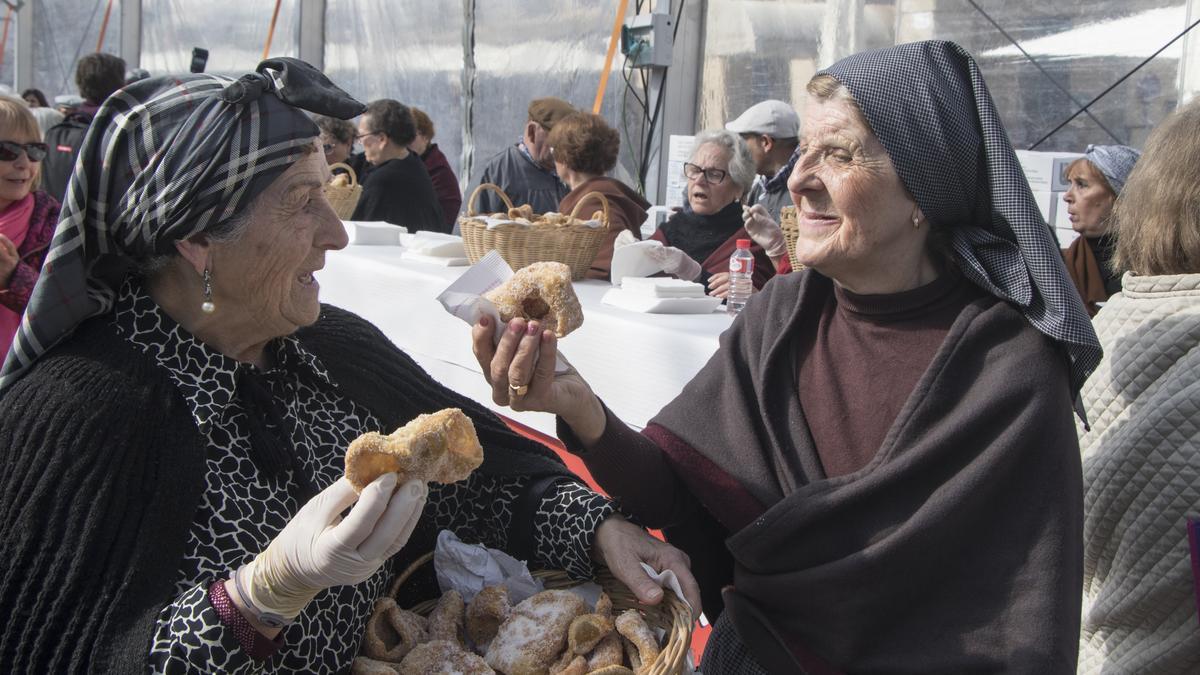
201, 268, 215, 314
912, 214, 920, 229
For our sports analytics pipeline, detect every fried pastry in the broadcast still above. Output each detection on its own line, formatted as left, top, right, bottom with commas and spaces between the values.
345, 408, 483, 493
466, 585, 511, 653
351, 656, 402, 675
506, 205, 534, 220
567, 613, 613, 655
428, 589, 466, 647
361, 597, 428, 662
485, 589, 587, 675
399, 640, 494, 675
330, 172, 350, 187
484, 262, 583, 338
548, 652, 588, 675
614, 610, 660, 669
586, 633, 623, 670
594, 592, 613, 618
589, 666, 634, 675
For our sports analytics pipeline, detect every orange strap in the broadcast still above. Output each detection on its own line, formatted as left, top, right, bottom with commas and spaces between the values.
262, 0, 283, 60
96, 0, 115, 52
0, 7, 11, 70
593, 0, 630, 113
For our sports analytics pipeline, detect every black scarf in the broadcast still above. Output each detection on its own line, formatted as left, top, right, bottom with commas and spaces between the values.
659, 200, 743, 268
1087, 234, 1122, 296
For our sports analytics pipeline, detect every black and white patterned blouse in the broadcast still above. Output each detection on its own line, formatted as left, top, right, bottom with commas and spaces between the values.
110, 280, 614, 674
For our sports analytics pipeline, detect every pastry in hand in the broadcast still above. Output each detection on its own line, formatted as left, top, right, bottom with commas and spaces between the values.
398, 640, 494, 675
484, 262, 583, 338
485, 589, 587, 675
345, 408, 483, 493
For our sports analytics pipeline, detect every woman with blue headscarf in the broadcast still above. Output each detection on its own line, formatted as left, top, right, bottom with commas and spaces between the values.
474, 41, 1099, 672
1063, 144, 1141, 316
0, 60, 698, 673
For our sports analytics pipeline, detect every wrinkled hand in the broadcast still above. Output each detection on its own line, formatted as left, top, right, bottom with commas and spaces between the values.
592, 515, 702, 620
471, 316, 606, 442
645, 245, 702, 282
742, 204, 788, 259
236, 475, 427, 621
0, 234, 18, 288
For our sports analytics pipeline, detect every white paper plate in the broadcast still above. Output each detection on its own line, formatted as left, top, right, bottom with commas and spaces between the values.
601, 288, 723, 314
610, 240, 665, 284
347, 221, 405, 245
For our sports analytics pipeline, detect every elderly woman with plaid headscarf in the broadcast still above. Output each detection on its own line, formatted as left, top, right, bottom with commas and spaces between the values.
474, 41, 1100, 673
0, 60, 698, 673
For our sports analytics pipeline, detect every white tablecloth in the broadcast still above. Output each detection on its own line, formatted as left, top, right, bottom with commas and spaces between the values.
318, 245, 733, 436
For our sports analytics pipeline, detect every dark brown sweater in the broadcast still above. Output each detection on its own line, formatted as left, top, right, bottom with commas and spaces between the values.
798, 270, 984, 477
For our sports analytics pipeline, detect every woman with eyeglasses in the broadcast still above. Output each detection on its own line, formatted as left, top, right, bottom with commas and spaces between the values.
351, 99, 446, 233
0, 96, 59, 358
649, 130, 775, 294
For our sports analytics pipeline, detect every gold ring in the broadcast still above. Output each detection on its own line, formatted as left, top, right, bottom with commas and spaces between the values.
509, 382, 529, 396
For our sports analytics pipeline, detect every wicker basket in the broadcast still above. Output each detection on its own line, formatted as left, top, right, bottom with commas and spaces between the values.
459, 183, 611, 281
387, 551, 693, 675
324, 162, 363, 220
779, 205, 806, 272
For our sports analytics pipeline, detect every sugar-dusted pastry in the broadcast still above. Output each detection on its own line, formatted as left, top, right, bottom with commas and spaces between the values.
345, 408, 483, 493
621, 637, 642, 672
506, 204, 534, 220
466, 585, 511, 653
361, 597, 428, 662
398, 640, 494, 675
427, 589, 466, 647
351, 656, 402, 675
586, 633, 623, 670
594, 591, 613, 618
484, 589, 587, 675
614, 610, 660, 669
548, 652, 588, 675
484, 262, 583, 338
567, 613, 613, 655
589, 666, 634, 675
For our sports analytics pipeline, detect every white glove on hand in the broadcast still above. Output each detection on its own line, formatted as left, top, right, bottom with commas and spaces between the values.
236, 475, 427, 621
742, 204, 788, 259
646, 245, 702, 282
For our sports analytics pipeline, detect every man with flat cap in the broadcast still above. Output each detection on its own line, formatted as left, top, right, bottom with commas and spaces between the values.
726, 99, 800, 271
471, 96, 577, 214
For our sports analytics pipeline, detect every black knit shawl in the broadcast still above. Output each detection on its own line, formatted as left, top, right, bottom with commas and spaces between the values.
0, 304, 571, 672
658, 200, 744, 269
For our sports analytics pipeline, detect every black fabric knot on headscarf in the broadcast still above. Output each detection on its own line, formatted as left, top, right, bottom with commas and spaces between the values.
221, 57, 366, 120
235, 365, 318, 502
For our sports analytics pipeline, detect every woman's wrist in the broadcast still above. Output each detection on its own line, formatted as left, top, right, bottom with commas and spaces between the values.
223, 577, 284, 640
561, 392, 607, 446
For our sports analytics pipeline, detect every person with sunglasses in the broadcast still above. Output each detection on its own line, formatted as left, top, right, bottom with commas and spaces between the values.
648, 129, 775, 294
0, 96, 59, 360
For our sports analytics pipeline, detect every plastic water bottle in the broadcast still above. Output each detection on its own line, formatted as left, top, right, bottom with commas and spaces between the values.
727, 238, 754, 315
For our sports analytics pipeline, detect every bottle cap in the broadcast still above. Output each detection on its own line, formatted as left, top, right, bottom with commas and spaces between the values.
736, 238, 751, 249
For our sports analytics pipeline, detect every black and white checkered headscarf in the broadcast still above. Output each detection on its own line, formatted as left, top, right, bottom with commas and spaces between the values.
0, 58, 364, 390
821, 40, 1101, 398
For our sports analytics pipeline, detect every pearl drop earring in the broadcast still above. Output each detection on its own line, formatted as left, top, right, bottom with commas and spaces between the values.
201, 268, 215, 314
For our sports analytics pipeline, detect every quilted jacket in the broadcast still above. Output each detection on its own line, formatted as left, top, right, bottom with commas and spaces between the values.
1077, 272, 1200, 674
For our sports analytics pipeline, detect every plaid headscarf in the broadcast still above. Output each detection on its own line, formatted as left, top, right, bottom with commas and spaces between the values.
0, 58, 365, 390
820, 41, 1102, 398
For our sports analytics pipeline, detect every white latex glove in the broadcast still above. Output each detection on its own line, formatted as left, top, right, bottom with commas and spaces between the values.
742, 204, 788, 258
236, 475, 427, 621
645, 245, 702, 282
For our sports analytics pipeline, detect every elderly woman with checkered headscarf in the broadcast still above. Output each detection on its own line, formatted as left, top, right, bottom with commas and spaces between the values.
474, 41, 1100, 673
0, 60, 698, 673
